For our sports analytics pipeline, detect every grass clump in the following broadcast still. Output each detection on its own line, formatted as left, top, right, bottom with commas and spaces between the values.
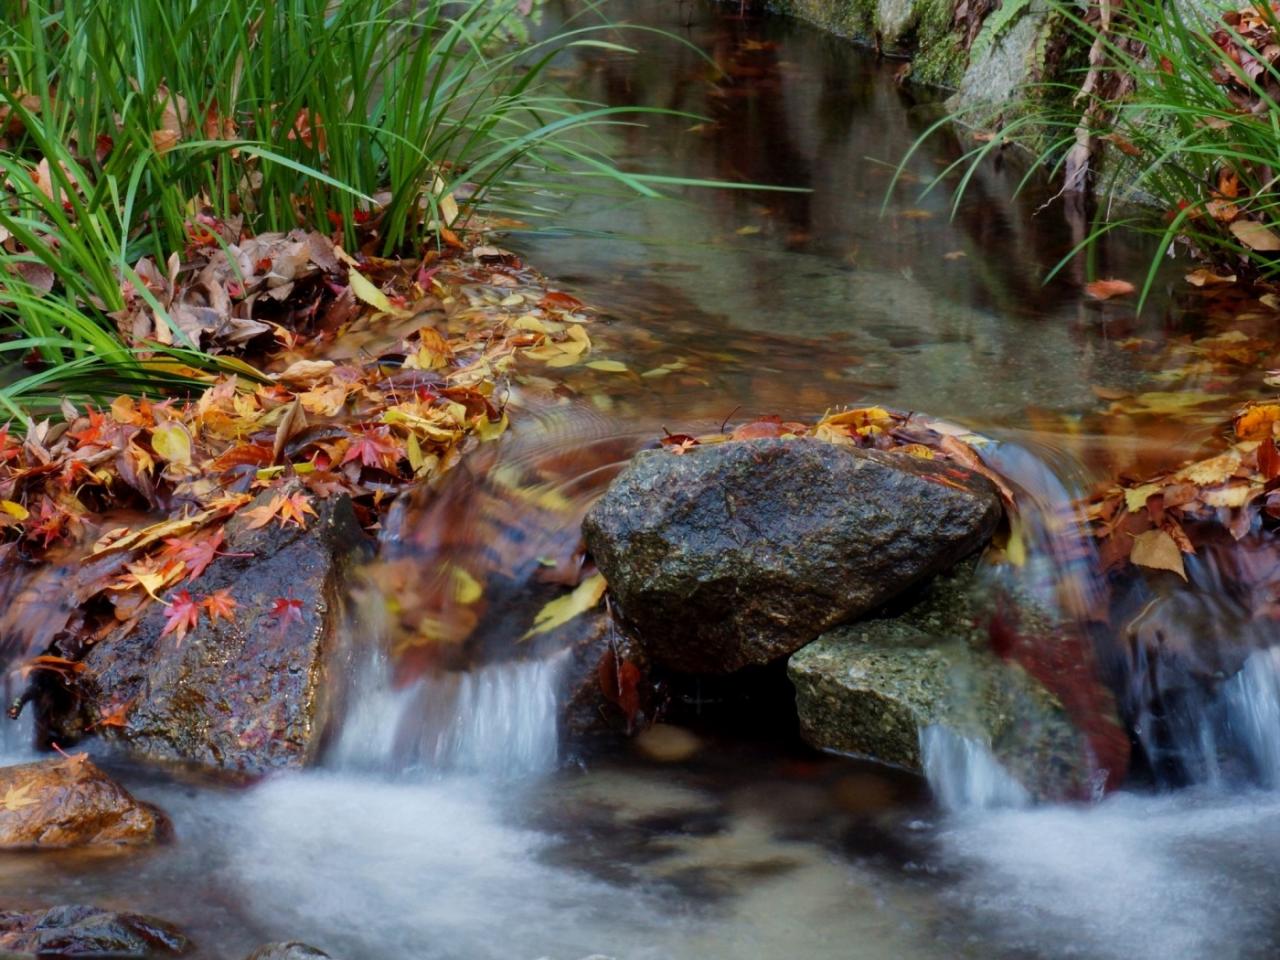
0, 0, 686, 420
900, 0, 1280, 300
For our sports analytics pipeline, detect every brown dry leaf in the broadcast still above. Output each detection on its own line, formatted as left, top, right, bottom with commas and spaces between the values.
1185, 268, 1238, 287
1130, 528, 1187, 579
1085, 279, 1136, 300
1229, 219, 1280, 251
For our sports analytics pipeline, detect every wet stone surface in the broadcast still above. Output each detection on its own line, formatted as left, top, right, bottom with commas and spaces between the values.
584, 438, 1002, 673
0, 756, 168, 850
0, 905, 189, 958
42, 490, 370, 774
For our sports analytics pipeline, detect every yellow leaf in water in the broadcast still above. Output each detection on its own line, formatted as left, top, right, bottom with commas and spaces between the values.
1130, 529, 1187, 580
545, 354, 580, 368
151, 423, 192, 466
1174, 448, 1242, 486
449, 565, 483, 605
0, 500, 29, 521
586, 360, 629, 373
474, 413, 508, 441
522, 573, 607, 641
349, 267, 411, 317
736, 226, 761, 236
1125, 483, 1162, 513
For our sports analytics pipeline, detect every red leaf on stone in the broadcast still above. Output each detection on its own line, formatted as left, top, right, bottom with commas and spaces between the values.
201, 589, 237, 624
161, 589, 201, 645
269, 595, 305, 630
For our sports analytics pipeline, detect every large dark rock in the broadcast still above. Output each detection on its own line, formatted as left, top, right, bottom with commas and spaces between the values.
0, 905, 188, 957
788, 562, 1127, 800
44, 489, 370, 773
582, 438, 1002, 673
0, 757, 168, 849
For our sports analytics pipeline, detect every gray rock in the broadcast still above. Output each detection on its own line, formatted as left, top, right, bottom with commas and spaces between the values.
43, 487, 370, 773
243, 944, 333, 960
788, 562, 1097, 799
583, 438, 1001, 674
0, 905, 189, 957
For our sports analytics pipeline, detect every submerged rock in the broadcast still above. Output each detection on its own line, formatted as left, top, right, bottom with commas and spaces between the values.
44, 489, 370, 773
0, 756, 168, 850
788, 563, 1123, 799
243, 944, 334, 960
583, 438, 1002, 674
0, 905, 189, 957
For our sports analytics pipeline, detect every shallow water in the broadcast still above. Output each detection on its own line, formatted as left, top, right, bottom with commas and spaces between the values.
5, 2, 1280, 958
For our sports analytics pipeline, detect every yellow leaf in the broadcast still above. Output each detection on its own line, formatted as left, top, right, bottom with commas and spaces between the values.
449, 565, 483, 605
0, 500, 29, 521
1125, 482, 1162, 513
474, 412, 508, 441
349, 267, 411, 317
1, 782, 38, 812
1130, 529, 1187, 580
522, 573, 607, 640
1230, 219, 1280, 252
586, 360, 629, 373
151, 423, 192, 466
1234, 402, 1280, 441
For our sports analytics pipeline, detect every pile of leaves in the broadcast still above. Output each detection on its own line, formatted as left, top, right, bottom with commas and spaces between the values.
1086, 398, 1280, 581
0, 232, 614, 671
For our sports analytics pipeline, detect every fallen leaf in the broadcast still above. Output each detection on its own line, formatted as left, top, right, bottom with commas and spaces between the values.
161, 589, 201, 645
1130, 528, 1187, 579
1085, 278, 1136, 300
348, 267, 411, 317
0, 783, 38, 812
522, 573, 607, 640
1230, 219, 1280, 251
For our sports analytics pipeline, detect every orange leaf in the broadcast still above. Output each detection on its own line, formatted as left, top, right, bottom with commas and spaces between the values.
1085, 279, 1136, 300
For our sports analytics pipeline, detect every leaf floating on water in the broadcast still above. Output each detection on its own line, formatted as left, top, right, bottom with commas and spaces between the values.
1229, 219, 1280, 252
1184, 268, 1237, 287
585, 360, 628, 373
1130, 528, 1187, 580
1084, 278, 1136, 300
522, 573, 607, 640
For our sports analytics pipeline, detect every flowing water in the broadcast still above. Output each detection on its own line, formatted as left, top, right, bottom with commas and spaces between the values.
6, 2, 1280, 958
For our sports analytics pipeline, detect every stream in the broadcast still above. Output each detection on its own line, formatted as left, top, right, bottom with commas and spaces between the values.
5, 1, 1280, 958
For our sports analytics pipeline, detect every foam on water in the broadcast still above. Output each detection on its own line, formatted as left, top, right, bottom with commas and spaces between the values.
937, 789, 1280, 960
920, 725, 1030, 812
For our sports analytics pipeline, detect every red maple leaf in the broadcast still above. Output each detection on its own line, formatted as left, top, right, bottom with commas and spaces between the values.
201, 588, 238, 624
161, 528, 225, 581
341, 427, 401, 471
67, 409, 108, 448
161, 589, 201, 645
269, 595, 305, 631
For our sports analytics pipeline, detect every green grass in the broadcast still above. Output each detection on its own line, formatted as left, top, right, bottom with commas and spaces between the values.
0, 0, 717, 423
896, 0, 1280, 304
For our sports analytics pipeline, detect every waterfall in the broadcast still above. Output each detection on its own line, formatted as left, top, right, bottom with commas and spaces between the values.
1221, 648, 1280, 788
329, 649, 567, 779
920, 725, 1031, 811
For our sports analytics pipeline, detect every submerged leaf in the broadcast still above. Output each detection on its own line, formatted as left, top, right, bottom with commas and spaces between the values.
522, 573, 607, 640
1130, 529, 1187, 579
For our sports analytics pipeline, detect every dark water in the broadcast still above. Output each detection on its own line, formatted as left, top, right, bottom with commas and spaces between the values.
5, 3, 1280, 959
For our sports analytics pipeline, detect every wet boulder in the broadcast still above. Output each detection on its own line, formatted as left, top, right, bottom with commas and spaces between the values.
45, 490, 370, 773
243, 945, 334, 960
788, 563, 1126, 800
0, 905, 189, 957
556, 611, 653, 751
0, 756, 168, 849
583, 438, 1002, 673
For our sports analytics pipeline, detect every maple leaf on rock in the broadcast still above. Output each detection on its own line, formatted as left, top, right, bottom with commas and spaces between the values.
201, 588, 238, 623
242, 491, 317, 530
161, 589, 201, 645
161, 528, 225, 581
269, 595, 305, 631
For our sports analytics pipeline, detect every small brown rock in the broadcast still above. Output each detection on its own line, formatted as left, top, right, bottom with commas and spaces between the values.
0, 756, 168, 849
